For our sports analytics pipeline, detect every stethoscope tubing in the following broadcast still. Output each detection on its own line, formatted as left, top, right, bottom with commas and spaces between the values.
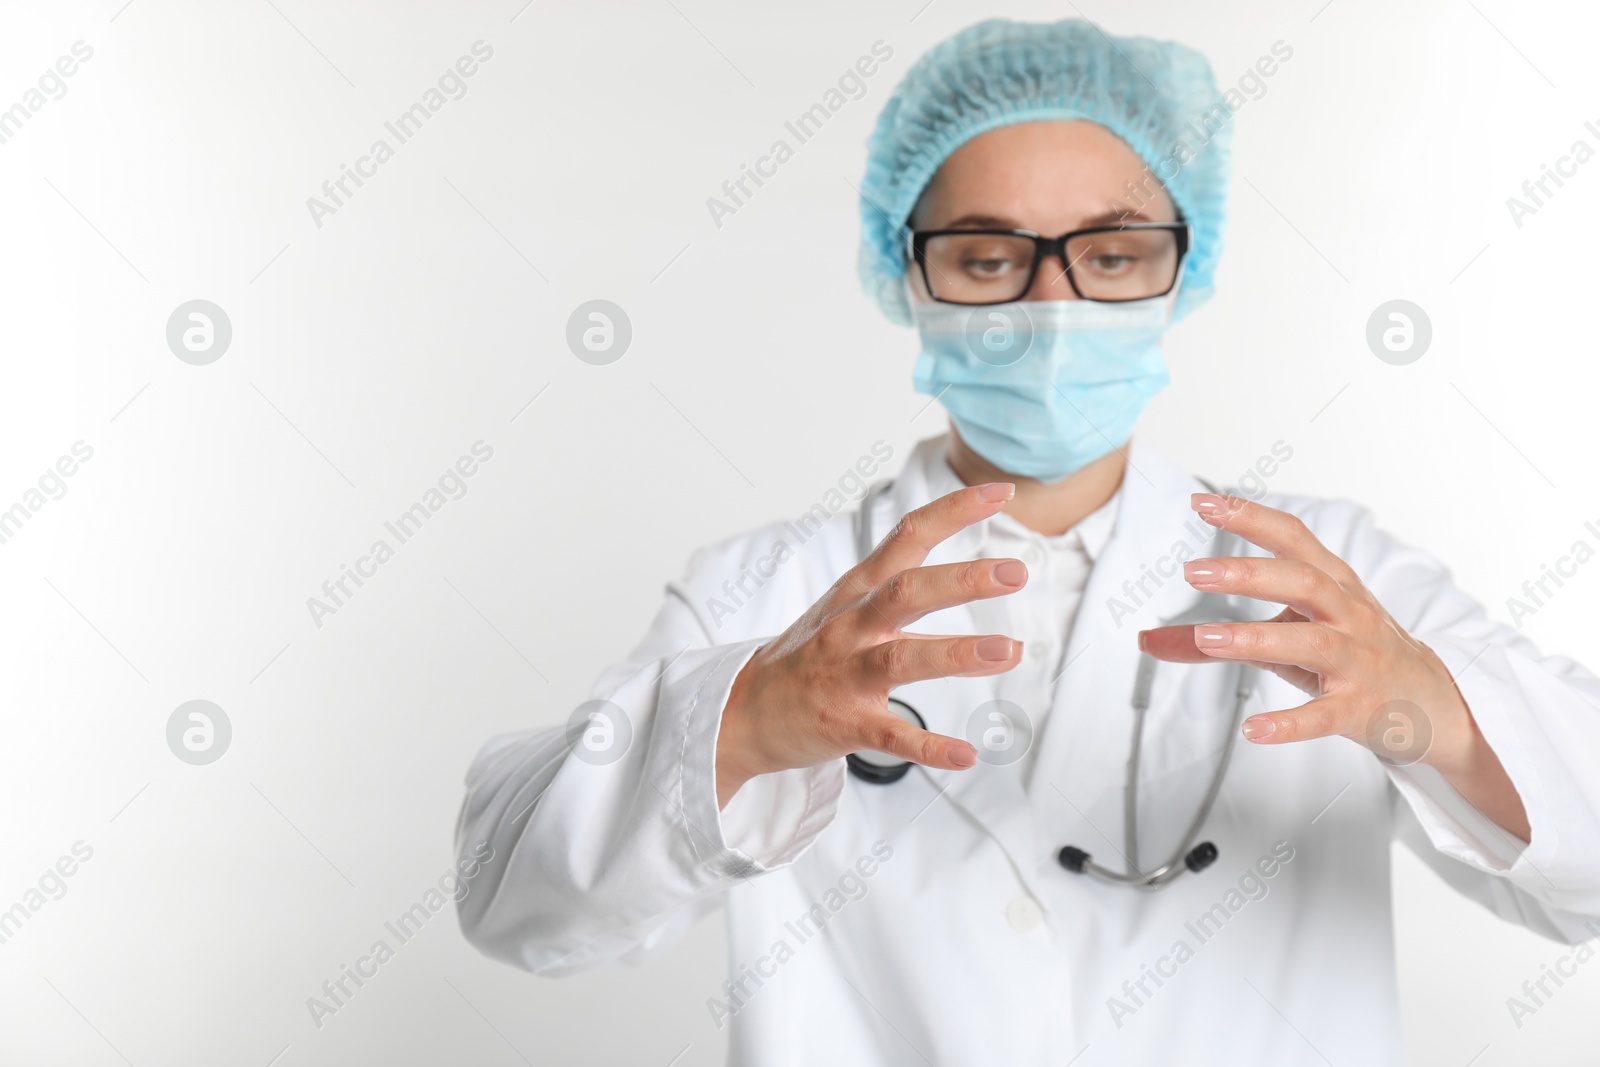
845, 476, 1257, 890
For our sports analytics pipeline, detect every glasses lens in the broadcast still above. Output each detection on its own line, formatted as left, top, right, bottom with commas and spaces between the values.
1063, 228, 1180, 301
921, 233, 1039, 304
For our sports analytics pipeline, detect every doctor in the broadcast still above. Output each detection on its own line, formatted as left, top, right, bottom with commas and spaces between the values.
457, 18, 1600, 1065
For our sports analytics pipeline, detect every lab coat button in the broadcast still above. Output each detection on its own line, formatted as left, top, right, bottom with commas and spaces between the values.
1006, 895, 1043, 933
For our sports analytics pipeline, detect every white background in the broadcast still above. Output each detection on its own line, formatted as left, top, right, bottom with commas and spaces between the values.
2, 0, 1598, 1064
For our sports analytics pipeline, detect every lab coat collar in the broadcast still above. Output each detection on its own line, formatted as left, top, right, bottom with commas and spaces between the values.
916, 440, 1121, 564
876, 434, 1218, 896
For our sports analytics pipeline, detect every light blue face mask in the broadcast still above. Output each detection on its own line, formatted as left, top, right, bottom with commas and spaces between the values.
911, 295, 1173, 483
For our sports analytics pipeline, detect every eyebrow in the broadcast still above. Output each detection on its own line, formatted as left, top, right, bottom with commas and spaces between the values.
941, 213, 1022, 229
937, 208, 1164, 231
1084, 208, 1158, 226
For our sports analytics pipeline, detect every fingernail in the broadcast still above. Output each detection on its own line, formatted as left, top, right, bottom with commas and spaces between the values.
1242, 717, 1275, 741
948, 743, 977, 768
976, 636, 1015, 661
1185, 558, 1223, 584
978, 482, 1015, 502
1194, 624, 1232, 647
993, 560, 1027, 587
1192, 493, 1229, 525
1136, 630, 1149, 652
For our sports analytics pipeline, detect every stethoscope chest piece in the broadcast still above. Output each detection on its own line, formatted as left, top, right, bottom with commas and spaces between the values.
846, 699, 925, 784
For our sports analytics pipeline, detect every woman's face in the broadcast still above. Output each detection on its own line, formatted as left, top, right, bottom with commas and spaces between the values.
908, 120, 1179, 303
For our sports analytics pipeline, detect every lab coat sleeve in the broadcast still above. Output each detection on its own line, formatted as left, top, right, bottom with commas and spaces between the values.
453, 547, 845, 976
1329, 502, 1600, 942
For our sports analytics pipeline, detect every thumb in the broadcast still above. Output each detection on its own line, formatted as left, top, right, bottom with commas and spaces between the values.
855, 713, 977, 771
1137, 624, 1210, 663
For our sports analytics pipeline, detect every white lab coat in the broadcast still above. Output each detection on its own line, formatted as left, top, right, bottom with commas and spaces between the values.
455, 435, 1600, 1066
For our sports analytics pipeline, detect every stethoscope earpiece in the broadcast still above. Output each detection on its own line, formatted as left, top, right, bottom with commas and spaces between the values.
1056, 845, 1090, 873
1184, 841, 1219, 873
1058, 839, 1221, 885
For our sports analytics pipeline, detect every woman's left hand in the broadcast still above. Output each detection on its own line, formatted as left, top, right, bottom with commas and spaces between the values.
1137, 493, 1529, 839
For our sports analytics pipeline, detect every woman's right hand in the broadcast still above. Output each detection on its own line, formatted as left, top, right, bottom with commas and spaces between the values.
715, 482, 1028, 808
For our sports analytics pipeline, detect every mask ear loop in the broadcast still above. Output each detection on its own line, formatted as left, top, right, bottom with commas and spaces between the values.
1162, 258, 1187, 321
1158, 215, 1194, 321
902, 236, 933, 315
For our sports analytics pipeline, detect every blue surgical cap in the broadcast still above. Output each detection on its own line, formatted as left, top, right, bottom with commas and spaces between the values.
858, 18, 1233, 325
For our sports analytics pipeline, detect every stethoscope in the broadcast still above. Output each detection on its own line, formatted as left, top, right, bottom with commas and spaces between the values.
846, 478, 1259, 890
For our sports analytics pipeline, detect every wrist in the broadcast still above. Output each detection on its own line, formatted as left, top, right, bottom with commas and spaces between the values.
1412, 692, 1531, 842
1411, 644, 1475, 774
715, 657, 767, 807
1418, 697, 1483, 778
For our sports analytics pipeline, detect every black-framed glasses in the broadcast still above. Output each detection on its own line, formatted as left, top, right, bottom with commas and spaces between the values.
909, 223, 1189, 305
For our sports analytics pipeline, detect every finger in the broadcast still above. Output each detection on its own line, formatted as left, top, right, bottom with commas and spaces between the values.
1139, 610, 1321, 693
1191, 494, 1360, 585
849, 483, 1015, 594
1182, 556, 1352, 623
858, 633, 1023, 687
1138, 607, 1307, 662
1143, 620, 1349, 677
1240, 695, 1353, 745
1137, 624, 1212, 663
852, 710, 977, 770
1191, 620, 1350, 679
857, 558, 1028, 632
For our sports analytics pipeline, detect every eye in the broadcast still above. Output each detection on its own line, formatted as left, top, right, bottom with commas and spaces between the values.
1085, 253, 1138, 274
960, 255, 1021, 277
922, 233, 1039, 298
